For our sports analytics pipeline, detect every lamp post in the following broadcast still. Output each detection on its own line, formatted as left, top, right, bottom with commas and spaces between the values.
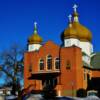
71, 81, 74, 97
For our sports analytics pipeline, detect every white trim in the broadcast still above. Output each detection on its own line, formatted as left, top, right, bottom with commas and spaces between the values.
64, 38, 80, 47
28, 44, 42, 52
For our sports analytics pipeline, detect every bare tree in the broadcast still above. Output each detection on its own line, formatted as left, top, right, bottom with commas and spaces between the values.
0, 43, 25, 95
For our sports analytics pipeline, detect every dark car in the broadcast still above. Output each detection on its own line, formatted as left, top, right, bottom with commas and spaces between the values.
55, 96, 74, 100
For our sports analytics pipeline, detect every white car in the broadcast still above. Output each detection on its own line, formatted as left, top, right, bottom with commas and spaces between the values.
85, 96, 100, 100
5, 95, 17, 100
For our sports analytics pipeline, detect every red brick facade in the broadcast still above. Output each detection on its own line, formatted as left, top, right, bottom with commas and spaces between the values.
24, 41, 91, 96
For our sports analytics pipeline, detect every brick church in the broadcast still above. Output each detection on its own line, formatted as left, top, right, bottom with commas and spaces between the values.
24, 4, 100, 96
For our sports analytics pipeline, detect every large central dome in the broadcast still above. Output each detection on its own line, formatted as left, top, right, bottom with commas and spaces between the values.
64, 22, 92, 42
72, 22, 92, 42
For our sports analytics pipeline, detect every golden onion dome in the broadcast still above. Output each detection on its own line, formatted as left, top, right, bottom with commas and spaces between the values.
28, 33, 43, 44
28, 22, 43, 44
64, 24, 78, 39
64, 14, 78, 39
72, 22, 92, 42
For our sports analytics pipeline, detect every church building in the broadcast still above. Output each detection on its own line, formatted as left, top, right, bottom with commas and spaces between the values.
24, 4, 100, 96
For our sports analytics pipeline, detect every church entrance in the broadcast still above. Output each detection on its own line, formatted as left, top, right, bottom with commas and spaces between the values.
42, 78, 57, 90
29, 71, 60, 95
41, 77, 58, 98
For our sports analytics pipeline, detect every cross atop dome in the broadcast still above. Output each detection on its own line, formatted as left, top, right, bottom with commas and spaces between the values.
68, 14, 72, 23
73, 4, 78, 13
34, 21, 38, 34
34, 22, 37, 28
72, 4, 79, 22
68, 14, 72, 27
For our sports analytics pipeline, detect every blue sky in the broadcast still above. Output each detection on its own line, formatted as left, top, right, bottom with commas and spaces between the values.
0, 0, 100, 52
0, 0, 100, 85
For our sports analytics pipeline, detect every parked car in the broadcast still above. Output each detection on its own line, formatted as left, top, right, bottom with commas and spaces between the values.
86, 90, 100, 100
5, 95, 17, 100
85, 96, 100, 100
87, 90, 98, 96
55, 96, 74, 100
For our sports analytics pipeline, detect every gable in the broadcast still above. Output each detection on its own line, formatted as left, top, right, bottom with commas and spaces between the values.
38, 41, 60, 56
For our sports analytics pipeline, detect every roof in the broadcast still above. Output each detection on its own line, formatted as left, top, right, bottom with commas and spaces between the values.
90, 52, 100, 70
82, 52, 89, 56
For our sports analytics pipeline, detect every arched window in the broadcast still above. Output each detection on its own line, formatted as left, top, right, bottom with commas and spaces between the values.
55, 58, 60, 69
29, 64, 32, 72
39, 59, 44, 70
47, 55, 52, 70
84, 69, 87, 80
66, 60, 71, 69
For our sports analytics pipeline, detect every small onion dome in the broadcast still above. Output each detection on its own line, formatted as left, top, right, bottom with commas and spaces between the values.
72, 22, 92, 42
64, 14, 78, 39
28, 33, 43, 44
64, 25, 78, 39
28, 22, 43, 44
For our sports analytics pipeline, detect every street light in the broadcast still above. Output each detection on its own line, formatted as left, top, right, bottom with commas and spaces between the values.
71, 81, 74, 97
